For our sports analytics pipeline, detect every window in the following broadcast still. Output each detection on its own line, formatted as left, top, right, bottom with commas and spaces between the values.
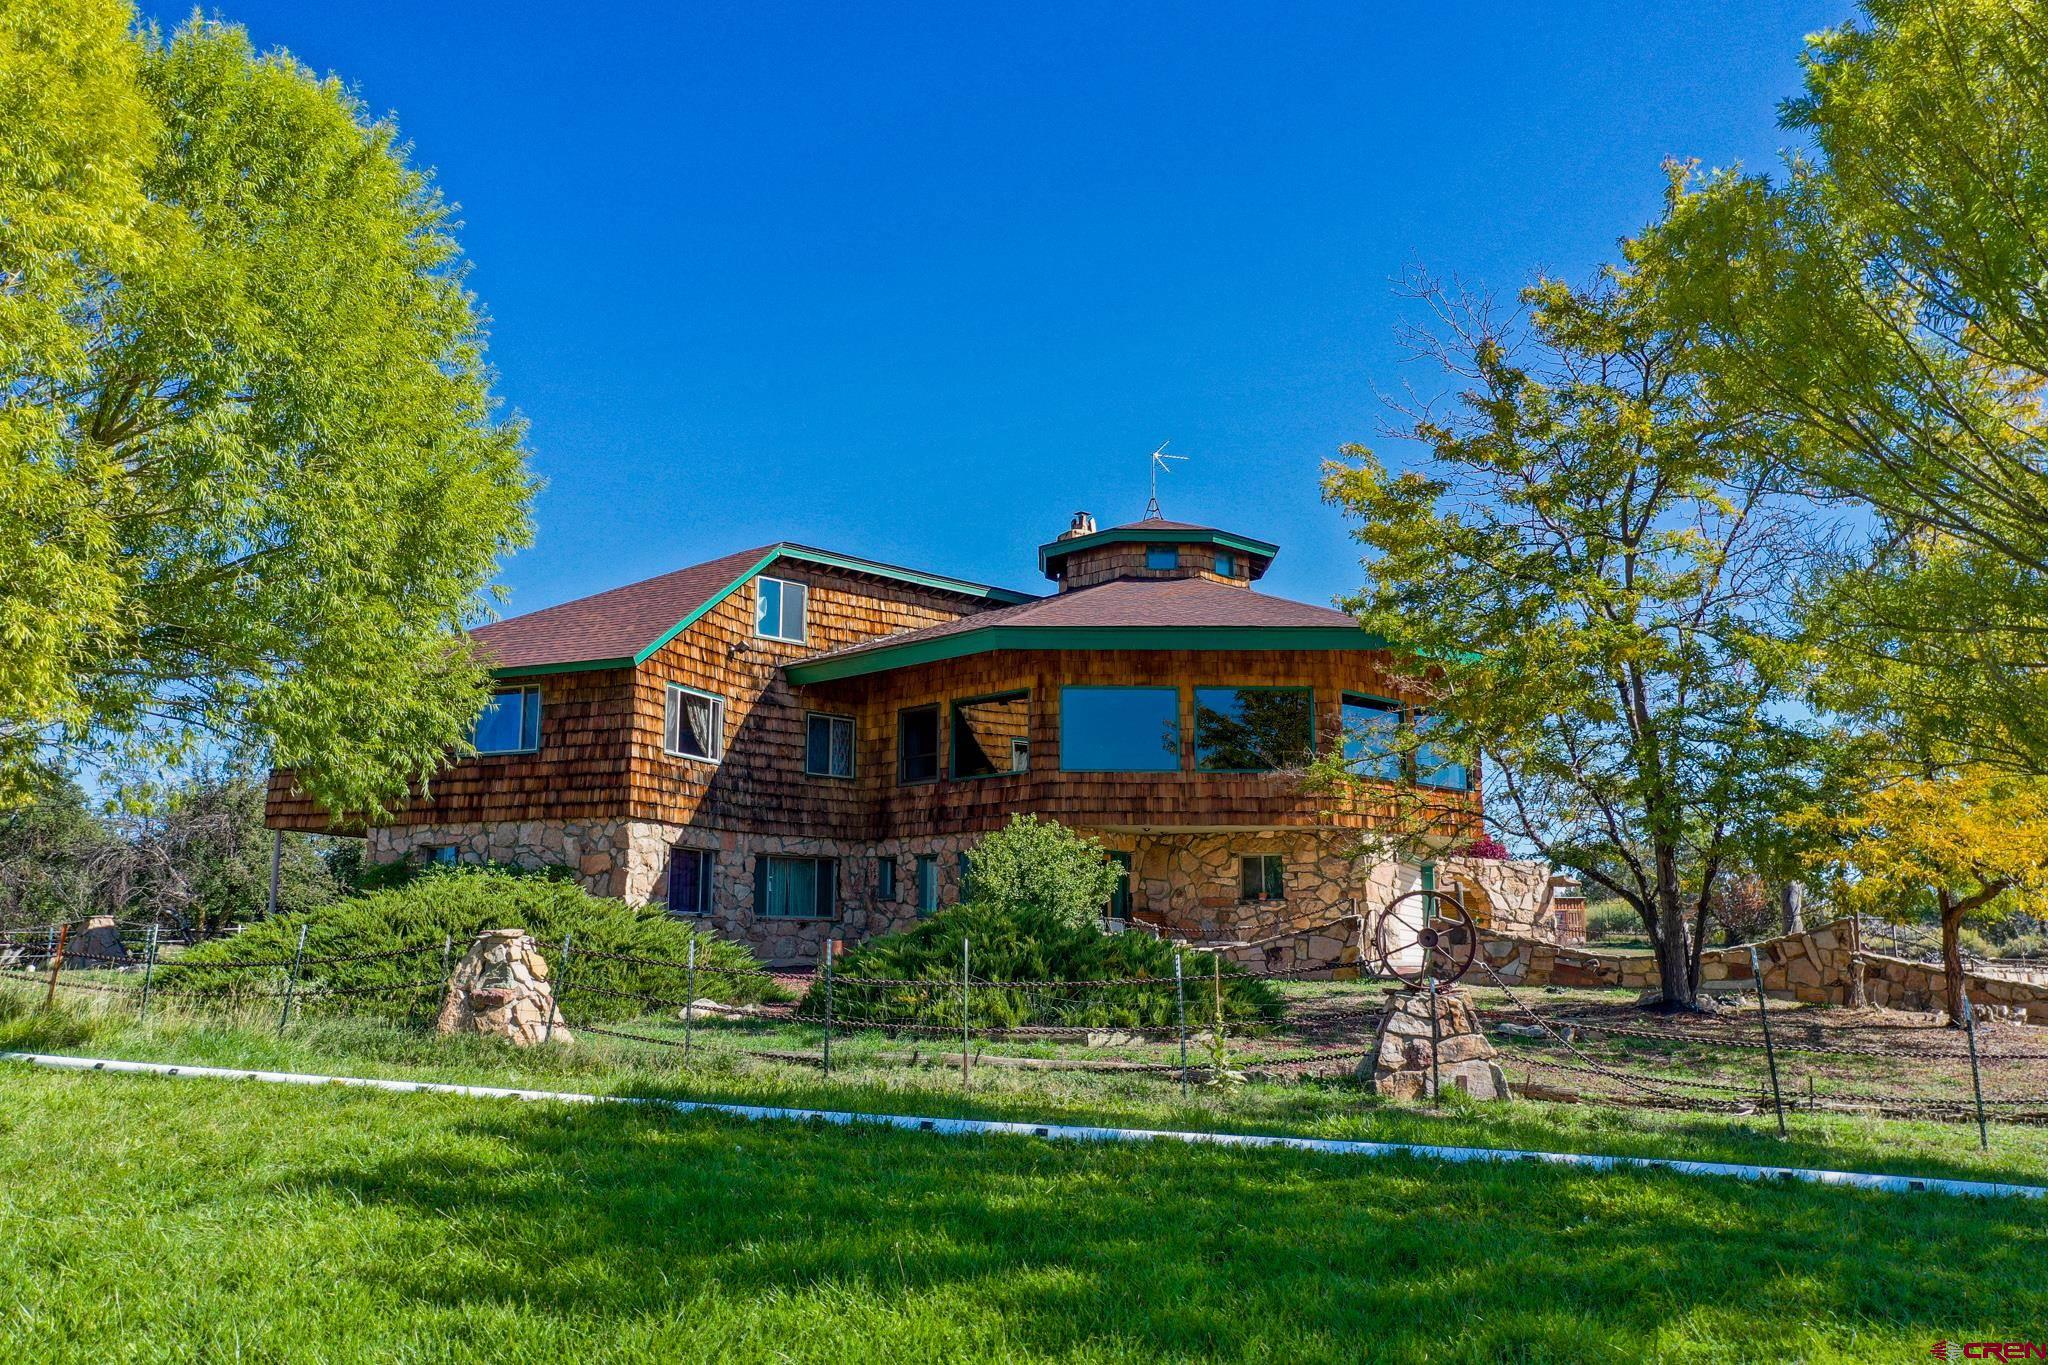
755, 575, 808, 643
755, 855, 837, 919
1213, 550, 1236, 576
1239, 854, 1285, 901
1107, 851, 1133, 921
667, 847, 715, 916
1415, 712, 1471, 791
664, 684, 725, 762
420, 845, 458, 867
876, 858, 898, 902
1145, 544, 1178, 570
1060, 686, 1181, 772
951, 692, 1030, 778
471, 687, 541, 754
959, 849, 976, 900
916, 854, 940, 914
898, 705, 940, 783
1341, 695, 1404, 783
1194, 686, 1314, 772
805, 713, 855, 778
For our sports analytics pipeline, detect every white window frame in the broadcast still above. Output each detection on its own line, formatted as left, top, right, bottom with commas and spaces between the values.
472, 686, 542, 756
664, 683, 726, 763
804, 711, 856, 779
755, 575, 809, 643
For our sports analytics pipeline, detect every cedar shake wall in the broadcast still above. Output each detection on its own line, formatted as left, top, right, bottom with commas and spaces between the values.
1057, 542, 1249, 591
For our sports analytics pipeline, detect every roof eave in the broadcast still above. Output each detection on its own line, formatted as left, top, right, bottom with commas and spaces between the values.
1036, 526, 1282, 576
785, 624, 1393, 685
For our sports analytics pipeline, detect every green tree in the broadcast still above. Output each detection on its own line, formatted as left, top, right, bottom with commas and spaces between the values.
0, 3, 532, 814
1322, 272, 1825, 1010
1645, 0, 2048, 773
0, 774, 111, 926
962, 814, 1123, 930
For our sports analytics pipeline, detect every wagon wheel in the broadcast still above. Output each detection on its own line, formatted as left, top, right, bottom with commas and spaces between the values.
1372, 888, 1478, 987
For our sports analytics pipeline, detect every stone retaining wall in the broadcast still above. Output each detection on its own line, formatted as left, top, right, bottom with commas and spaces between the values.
1469, 918, 1861, 1004
1856, 951, 2048, 1024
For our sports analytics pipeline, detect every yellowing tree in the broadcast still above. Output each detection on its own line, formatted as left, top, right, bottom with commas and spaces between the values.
1823, 767, 2048, 1023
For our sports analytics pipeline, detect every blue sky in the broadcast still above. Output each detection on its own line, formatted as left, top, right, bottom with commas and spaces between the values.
153, 1, 1849, 613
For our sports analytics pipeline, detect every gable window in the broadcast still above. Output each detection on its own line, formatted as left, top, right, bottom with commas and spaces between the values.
1213, 550, 1236, 576
805, 713, 855, 778
667, 847, 715, 916
1415, 712, 1471, 792
951, 691, 1030, 778
876, 858, 898, 902
898, 705, 940, 783
1341, 695, 1404, 783
755, 855, 837, 919
755, 576, 809, 643
1239, 854, 1285, 902
472, 687, 541, 755
1194, 686, 1314, 772
916, 854, 941, 914
664, 684, 725, 762
1060, 686, 1181, 772
1145, 544, 1178, 571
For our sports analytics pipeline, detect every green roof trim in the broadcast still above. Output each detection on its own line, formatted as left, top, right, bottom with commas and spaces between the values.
488, 544, 1034, 680
1037, 526, 1281, 577
785, 624, 1393, 685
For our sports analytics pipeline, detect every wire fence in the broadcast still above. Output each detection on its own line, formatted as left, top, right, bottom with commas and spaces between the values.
4, 915, 2045, 1145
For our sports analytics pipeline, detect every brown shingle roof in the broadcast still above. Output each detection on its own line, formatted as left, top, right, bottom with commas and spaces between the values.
472, 545, 776, 671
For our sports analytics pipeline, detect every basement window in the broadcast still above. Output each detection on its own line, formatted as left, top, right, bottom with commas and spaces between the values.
667, 847, 715, 916
664, 684, 726, 763
756, 856, 838, 919
951, 692, 1030, 778
1240, 855, 1285, 902
755, 575, 809, 643
916, 855, 940, 914
876, 858, 898, 902
471, 687, 541, 755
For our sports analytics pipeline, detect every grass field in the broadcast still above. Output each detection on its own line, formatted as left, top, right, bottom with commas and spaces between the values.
2, 1063, 2042, 1362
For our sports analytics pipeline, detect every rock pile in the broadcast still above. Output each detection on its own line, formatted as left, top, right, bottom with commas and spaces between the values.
436, 928, 570, 1046
1362, 986, 1509, 1100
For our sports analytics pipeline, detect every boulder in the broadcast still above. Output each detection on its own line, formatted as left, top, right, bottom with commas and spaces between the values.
437, 928, 570, 1046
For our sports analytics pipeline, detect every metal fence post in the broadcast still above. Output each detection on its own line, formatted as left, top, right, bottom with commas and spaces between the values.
682, 936, 698, 1065
821, 936, 835, 1078
42, 923, 69, 1011
138, 923, 160, 1021
960, 935, 971, 1093
544, 931, 572, 1045
440, 933, 453, 977
276, 923, 309, 1036
1963, 991, 1989, 1151
1749, 947, 1786, 1137
1427, 975, 1443, 1105
1174, 947, 1189, 1100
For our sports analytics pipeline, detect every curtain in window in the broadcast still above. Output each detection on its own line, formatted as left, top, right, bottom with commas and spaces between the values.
667, 688, 722, 759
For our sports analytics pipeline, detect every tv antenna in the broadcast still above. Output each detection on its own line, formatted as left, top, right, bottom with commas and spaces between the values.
1145, 441, 1186, 519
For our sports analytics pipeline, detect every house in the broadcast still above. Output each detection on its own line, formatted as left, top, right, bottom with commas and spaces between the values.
266, 511, 1490, 967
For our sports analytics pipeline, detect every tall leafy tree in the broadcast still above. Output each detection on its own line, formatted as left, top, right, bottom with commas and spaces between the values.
1646, 0, 2048, 772
0, 3, 532, 813
1323, 273, 1823, 1010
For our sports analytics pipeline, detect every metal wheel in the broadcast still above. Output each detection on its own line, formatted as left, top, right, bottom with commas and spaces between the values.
1372, 888, 1478, 987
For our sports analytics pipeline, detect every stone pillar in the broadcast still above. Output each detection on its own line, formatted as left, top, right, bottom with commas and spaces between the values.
436, 928, 570, 1046
62, 915, 128, 969
1360, 986, 1508, 1100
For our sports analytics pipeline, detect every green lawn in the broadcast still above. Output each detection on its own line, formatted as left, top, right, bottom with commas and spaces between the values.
0, 1064, 2038, 1363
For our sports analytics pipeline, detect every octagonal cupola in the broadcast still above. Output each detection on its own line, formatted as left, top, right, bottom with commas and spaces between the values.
1037, 512, 1279, 592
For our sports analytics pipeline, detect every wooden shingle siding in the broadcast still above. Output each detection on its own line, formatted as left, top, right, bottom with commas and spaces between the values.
1058, 542, 1245, 591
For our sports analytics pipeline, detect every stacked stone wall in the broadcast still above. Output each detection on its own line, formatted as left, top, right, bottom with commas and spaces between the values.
1469, 918, 1861, 1003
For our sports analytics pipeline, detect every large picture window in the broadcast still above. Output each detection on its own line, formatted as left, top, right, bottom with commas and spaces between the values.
667, 847, 715, 916
471, 687, 541, 755
664, 684, 725, 762
1193, 687, 1314, 773
898, 705, 940, 783
1059, 687, 1181, 772
805, 713, 855, 778
1415, 712, 1471, 791
1341, 695, 1404, 783
755, 575, 808, 643
951, 691, 1030, 778
755, 855, 837, 919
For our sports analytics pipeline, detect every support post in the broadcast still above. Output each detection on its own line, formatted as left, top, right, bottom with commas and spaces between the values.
821, 937, 835, 1078
42, 923, 69, 1011
960, 936, 971, 1093
543, 931, 571, 1045
1963, 991, 1990, 1151
682, 936, 697, 1065
1750, 947, 1787, 1138
276, 923, 308, 1036
138, 923, 160, 1021
1174, 947, 1189, 1100
266, 829, 282, 919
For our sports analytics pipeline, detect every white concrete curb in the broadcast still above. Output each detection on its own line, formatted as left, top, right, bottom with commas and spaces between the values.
6, 1050, 2041, 1201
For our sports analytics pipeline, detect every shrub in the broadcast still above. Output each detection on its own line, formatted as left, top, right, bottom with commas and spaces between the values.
808, 903, 1284, 1032
962, 814, 1123, 929
159, 868, 775, 1023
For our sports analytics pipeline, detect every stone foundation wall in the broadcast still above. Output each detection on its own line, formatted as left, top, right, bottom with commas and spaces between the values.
366, 819, 674, 901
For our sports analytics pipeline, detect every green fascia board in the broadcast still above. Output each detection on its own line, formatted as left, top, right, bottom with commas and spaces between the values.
487, 543, 1033, 681
785, 624, 1394, 685
1036, 526, 1281, 575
